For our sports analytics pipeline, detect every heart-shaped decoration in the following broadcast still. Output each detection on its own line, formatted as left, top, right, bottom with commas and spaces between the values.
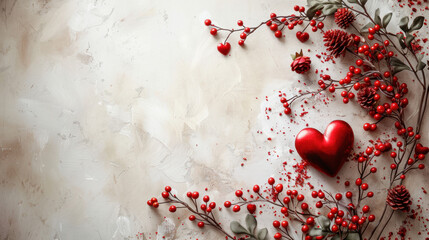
416, 143, 429, 155
295, 120, 354, 177
247, 204, 256, 214
217, 42, 231, 55
296, 31, 309, 43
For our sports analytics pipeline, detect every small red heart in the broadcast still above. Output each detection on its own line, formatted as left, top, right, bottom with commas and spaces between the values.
217, 42, 231, 55
295, 120, 354, 177
416, 143, 429, 155
247, 204, 256, 214
296, 31, 309, 43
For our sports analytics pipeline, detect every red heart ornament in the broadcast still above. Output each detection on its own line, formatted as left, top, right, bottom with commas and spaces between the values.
295, 120, 354, 177
296, 31, 309, 43
217, 42, 231, 55
416, 143, 429, 155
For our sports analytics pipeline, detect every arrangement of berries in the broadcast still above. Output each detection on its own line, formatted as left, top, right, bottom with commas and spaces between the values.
148, 0, 429, 239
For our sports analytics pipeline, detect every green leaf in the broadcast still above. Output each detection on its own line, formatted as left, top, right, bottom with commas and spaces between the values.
245, 214, 257, 233
396, 33, 406, 49
307, 4, 322, 20
417, 60, 426, 71
360, 0, 368, 5
308, 228, 323, 237
405, 33, 414, 47
345, 233, 360, 240
257, 228, 268, 240
360, 22, 373, 32
230, 221, 249, 235
317, 216, 331, 230
409, 16, 425, 31
374, 8, 381, 25
399, 16, 409, 32
347, 0, 358, 3
382, 13, 393, 28
323, 4, 339, 15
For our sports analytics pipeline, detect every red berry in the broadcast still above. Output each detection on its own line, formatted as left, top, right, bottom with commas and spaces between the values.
366, 147, 373, 155
302, 225, 309, 233
189, 215, 196, 221
316, 201, 323, 208
306, 217, 315, 225
238, 40, 245, 46
240, 33, 247, 39
368, 215, 375, 222
275, 30, 282, 38
273, 220, 280, 228
210, 28, 217, 35
335, 193, 342, 201
169, 205, 176, 212
346, 191, 353, 198
274, 233, 282, 239
204, 19, 212, 26
301, 203, 309, 210
162, 191, 169, 198
281, 221, 288, 228
297, 194, 305, 201
361, 183, 369, 190
294, 5, 300, 11
374, 24, 380, 31
268, 177, 275, 185
192, 192, 199, 199
237, 20, 243, 26
224, 201, 231, 208
281, 207, 288, 214
232, 205, 241, 212
362, 205, 370, 213
363, 123, 371, 131
198, 222, 204, 228
283, 197, 290, 204
275, 184, 284, 192
235, 190, 243, 198
244, 27, 250, 32
270, 13, 277, 18
270, 23, 278, 31
147, 200, 153, 206
209, 202, 216, 209
253, 185, 260, 193
203, 195, 210, 202
152, 202, 159, 208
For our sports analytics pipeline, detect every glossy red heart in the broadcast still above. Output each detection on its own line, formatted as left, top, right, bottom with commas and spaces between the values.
247, 204, 256, 214
416, 143, 429, 155
296, 31, 309, 43
295, 120, 354, 177
217, 42, 231, 55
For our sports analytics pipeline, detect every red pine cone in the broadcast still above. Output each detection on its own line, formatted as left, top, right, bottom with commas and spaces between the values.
291, 56, 311, 74
386, 185, 411, 211
323, 29, 354, 58
357, 87, 377, 110
334, 8, 355, 29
